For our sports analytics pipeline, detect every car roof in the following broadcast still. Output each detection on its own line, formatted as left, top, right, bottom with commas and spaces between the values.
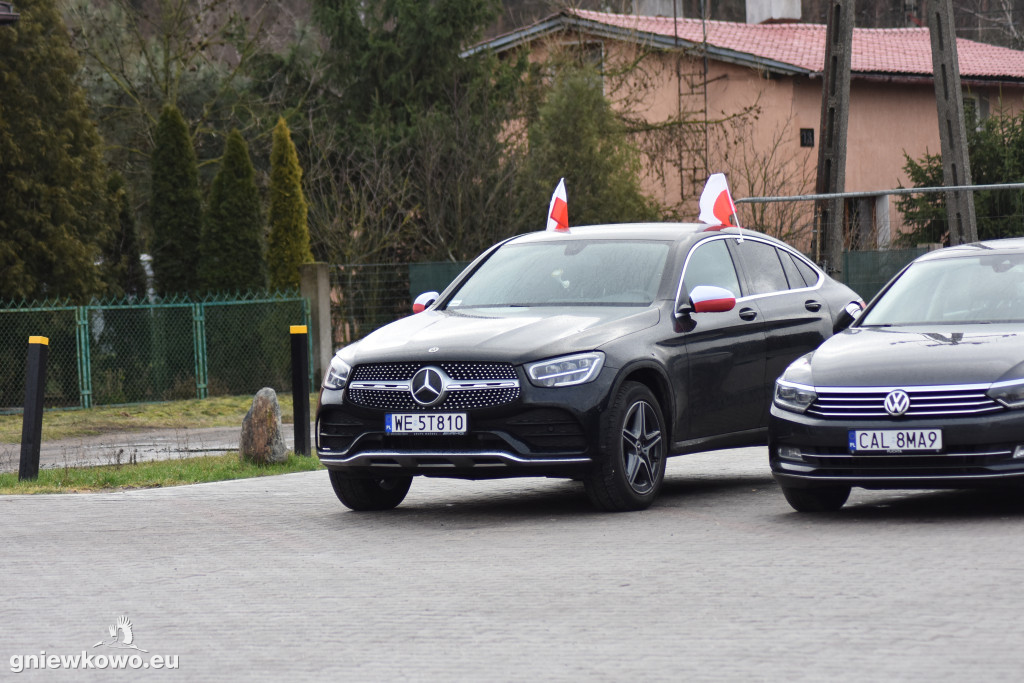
916, 236, 1024, 262
507, 223, 783, 246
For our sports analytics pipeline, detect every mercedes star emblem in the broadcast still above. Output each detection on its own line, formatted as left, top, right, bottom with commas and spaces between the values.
411, 367, 445, 406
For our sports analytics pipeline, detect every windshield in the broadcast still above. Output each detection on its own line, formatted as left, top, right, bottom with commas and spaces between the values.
860, 252, 1024, 325
447, 240, 671, 308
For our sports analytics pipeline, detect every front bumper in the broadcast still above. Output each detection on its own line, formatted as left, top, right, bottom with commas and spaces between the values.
769, 404, 1024, 489
316, 371, 613, 480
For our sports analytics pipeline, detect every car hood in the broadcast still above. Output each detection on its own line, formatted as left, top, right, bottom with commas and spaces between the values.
344, 306, 661, 365
808, 325, 1024, 386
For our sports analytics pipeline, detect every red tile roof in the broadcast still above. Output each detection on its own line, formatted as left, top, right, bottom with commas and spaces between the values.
572, 9, 1024, 79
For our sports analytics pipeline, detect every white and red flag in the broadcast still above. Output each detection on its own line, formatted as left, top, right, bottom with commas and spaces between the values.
546, 178, 569, 231
698, 173, 739, 228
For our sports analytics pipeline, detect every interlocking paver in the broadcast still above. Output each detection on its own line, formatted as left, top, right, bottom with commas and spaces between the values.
3, 447, 1024, 681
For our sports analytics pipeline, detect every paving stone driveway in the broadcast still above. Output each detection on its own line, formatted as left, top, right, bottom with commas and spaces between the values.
4, 448, 1024, 681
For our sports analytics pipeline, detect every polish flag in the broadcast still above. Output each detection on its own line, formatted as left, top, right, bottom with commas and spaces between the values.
698, 173, 739, 228
546, 178, 569, 231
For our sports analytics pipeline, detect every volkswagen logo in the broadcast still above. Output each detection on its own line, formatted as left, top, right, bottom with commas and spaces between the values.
883, 389, 911, 416
411, 367, 446, 406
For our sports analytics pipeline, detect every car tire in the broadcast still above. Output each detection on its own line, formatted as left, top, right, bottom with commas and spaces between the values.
584, 381, 667, 512
780, 484, 850, 512
328, 470, 412, 511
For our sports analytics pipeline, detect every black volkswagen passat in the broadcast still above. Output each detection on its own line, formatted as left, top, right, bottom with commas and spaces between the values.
771, 238, 1024, 512
317, 224, 861, 512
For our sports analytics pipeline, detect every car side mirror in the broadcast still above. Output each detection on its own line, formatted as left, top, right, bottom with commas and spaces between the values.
677, 285, 736, 317
413, 291, 439, 313
833, 300, 865, 332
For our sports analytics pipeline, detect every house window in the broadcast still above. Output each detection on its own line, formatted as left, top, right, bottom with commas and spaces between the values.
963, 92, 989, 130
574, 41, 604, 72
553, 40, 605, 93
799, 128, 814, 147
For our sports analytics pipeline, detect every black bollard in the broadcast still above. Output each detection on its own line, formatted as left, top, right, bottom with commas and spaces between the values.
290, 325, 311, 456
19, 336, 49, 481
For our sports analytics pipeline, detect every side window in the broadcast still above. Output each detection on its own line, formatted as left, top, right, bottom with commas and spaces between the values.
736, 240, 790, 295
682, 239, 742, 297
779, 250, 806, 288
793, 254, 822, 287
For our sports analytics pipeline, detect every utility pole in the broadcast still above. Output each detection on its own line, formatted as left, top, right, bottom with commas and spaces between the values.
814, 0, 854, 280
928, 0, 978, 244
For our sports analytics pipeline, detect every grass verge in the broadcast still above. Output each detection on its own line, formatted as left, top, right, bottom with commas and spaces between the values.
0, 394, 319, 444
0, 452, 323, 494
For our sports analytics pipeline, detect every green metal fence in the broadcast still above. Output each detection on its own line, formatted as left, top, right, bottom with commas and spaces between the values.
843, 247, 931, 302
1, 293, 310, 411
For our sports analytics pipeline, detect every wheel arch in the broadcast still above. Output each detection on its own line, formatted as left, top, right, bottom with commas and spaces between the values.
612, 362, 674, 445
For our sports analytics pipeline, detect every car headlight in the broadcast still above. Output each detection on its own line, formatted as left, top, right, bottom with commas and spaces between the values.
323, 356, 352, 391
526, 352, 605, 388
773, 353, 816, 413
774, 380, 818, 413
988, 379, 1024, 409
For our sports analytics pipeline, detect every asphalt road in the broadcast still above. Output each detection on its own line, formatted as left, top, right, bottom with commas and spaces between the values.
4, 447, 1024, 681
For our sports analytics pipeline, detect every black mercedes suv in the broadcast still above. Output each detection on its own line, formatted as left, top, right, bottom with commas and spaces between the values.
316, 224, 861, 511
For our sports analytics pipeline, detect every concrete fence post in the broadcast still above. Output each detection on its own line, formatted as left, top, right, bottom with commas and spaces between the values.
300, 263, 332, 388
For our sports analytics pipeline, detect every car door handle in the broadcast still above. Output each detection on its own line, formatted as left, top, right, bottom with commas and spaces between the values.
805, 300, 822, 312
738, 307, 758, 321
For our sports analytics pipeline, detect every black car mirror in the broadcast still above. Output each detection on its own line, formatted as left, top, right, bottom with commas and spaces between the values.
413, 291, 439, 313
833, 300, 865, 332
677, 285, 736, 317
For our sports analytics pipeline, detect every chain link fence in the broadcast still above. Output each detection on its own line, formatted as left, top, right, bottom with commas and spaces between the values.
0, 293, 310, 412
843, 247, 932, 301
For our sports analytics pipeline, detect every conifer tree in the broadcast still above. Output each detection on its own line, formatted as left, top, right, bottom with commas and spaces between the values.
150, 103, 202, 296
267, 117, 312, 291
199, 130, 266, 293
0, 0, 112, 302
515, 65, 661, 229
102, 173, 146, 299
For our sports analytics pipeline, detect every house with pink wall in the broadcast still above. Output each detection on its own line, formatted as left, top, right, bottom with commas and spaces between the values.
471, 8, 1024, 248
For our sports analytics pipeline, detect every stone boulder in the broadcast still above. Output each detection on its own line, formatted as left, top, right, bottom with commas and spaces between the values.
240, 387, 288, 464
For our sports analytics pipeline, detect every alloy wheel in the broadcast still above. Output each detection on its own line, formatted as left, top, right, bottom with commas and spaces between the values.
621, 400, 664, 495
